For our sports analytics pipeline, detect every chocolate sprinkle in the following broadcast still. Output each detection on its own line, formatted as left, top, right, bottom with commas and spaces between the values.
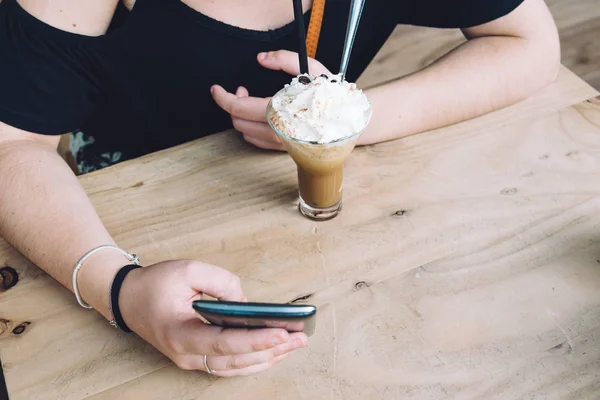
298, 76, 311, 85
331, 79, 337, 83
320, 74, 328, 79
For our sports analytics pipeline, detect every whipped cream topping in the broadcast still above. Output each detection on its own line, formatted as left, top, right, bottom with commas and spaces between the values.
270, 73, 371, 143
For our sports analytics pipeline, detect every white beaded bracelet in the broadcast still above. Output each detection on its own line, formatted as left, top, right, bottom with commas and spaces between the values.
72, 244, 140, 309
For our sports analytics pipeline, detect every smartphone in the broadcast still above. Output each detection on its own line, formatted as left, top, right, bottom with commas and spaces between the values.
192, 300, 317, 337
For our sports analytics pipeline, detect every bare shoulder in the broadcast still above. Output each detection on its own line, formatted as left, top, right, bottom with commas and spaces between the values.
16, 0, 120, 36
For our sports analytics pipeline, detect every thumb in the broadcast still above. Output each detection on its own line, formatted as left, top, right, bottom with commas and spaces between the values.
185, 261, 246, 302
257, 50, 330, 77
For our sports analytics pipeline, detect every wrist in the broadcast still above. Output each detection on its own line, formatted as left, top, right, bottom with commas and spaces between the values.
117, 266, 145, 334
357, 87, 390, 146
76, 250, 135, 321
357, 83, 420, 145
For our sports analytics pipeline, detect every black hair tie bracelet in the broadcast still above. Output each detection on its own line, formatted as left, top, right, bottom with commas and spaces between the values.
109, 264, 142, 333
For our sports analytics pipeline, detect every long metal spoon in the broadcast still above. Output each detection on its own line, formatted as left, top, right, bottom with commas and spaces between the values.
338, 0, 367, 81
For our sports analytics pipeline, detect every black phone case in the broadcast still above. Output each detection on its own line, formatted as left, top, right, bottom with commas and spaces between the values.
192, 300, 317, 336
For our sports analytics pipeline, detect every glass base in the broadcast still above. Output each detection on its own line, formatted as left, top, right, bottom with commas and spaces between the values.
298, 196, 342, 221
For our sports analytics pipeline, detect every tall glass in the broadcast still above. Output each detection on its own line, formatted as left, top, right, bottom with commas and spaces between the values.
266, 97, 371, 221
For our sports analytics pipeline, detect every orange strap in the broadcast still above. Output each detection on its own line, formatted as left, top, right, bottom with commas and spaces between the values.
305, 0, 326, 59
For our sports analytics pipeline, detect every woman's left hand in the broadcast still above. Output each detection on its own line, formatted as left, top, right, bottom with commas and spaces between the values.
211, 50, 330, 151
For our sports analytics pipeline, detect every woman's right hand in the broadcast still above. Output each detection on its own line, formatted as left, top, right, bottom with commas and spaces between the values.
118, 260, 308, 377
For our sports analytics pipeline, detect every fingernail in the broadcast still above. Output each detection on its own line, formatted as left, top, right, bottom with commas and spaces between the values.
258, 52, 267, 61
210, 85, 215, 95
236, 86, 243, 96
294, 338, 306, 348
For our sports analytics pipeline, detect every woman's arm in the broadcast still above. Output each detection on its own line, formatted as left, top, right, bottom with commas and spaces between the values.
211, 0, 560, 150
0, 122, 307, 375
0, 0, 123, 320
0, 0, 306, 375
0, 123, 126, 320
358, 0, 560, 145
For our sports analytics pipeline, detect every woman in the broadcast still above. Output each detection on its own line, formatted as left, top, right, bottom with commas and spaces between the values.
0, 0, 559, 376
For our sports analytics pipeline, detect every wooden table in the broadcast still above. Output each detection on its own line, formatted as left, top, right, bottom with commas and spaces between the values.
1, 66, 600, 400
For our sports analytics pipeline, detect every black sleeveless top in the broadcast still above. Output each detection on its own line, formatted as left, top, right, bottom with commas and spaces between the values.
0, 0, 524, 172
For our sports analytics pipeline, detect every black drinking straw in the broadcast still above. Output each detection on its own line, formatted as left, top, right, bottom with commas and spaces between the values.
292, 0, 309, 75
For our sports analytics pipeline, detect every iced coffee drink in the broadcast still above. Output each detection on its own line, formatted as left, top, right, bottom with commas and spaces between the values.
266, 73, 371, 220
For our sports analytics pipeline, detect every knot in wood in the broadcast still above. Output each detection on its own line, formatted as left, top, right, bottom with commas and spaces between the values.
12, 321, 31, 335
0, 266, 18, 290
354, 281, 370, 291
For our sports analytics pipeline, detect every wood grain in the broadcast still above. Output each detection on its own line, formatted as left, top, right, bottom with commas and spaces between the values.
1, 68, 599, 399
559, 14, 600, 91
